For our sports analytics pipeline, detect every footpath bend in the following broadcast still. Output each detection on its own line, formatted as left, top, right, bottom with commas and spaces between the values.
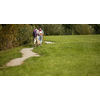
6, 41, 54, 67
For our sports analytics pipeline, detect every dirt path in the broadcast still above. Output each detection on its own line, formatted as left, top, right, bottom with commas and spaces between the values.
6, 48, 40, 67
45, 41, 54, 44
6, 41, 54, 67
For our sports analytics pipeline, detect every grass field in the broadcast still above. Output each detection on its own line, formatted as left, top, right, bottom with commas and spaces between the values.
0, 35, 100, 76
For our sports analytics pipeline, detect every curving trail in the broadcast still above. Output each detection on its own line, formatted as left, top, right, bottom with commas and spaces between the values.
6, 41, 54, 67
6, 48, 40, 67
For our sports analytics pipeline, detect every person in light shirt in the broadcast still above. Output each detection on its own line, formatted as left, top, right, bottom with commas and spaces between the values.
36, 28, 40, 45
39, 28, 44, 45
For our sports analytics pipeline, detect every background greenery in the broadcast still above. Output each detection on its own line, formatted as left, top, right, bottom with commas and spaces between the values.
0, 24, 100, 51
0, 35, 100, 76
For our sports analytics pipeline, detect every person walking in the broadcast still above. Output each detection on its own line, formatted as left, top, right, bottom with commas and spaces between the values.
36, 28, 40, 46
39, 28, 44, 44
33, 28, 37, 47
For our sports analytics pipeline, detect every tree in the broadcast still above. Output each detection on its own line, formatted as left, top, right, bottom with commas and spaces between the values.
62, 24, 94, 35
90, 24, 100, 34
75, 24, 94, 35
41, 24, 64, 35
0, 24, 34, 50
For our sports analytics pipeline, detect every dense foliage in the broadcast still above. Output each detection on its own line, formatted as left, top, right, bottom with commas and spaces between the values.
0, 24, 100, 50
62, 24, 95, 35
0, 24, 34, 50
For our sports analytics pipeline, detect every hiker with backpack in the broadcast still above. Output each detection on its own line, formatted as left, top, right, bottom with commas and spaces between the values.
33, 28, 37, 47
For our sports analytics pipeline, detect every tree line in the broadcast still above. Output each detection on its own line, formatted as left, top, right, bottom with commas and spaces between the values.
34, 24, 100, 35
0, 24, 100, 51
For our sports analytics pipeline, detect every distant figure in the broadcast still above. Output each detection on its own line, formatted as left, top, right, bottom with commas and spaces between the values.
39, 28, 44, 45
33, 28, 37, 47
36, 28, 40, 45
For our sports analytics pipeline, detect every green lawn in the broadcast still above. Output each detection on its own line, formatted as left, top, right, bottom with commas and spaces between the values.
0, 35, 100, 76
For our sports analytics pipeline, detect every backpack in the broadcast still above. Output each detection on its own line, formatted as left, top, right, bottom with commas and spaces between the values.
33, 30, 37, 37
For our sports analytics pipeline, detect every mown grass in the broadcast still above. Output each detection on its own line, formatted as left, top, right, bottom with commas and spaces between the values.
0, 35, 100, 76
0, 47, 23, 68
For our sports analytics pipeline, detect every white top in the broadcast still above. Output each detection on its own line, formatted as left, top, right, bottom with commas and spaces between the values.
39, 31, 42, 33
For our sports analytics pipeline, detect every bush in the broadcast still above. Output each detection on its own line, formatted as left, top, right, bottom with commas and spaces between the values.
74, 24, 94, 35
0, 24, 34, 51
0, 25, 19, 50
15, 24, 32, 46
62, 24, 95, 35
41, 24, 64, 35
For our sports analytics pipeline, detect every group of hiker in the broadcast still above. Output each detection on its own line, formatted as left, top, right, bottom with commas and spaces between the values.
33, 27, 44, 47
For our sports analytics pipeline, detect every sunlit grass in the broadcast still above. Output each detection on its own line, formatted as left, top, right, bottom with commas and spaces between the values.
0, 35, 100, 76
0, 47, 23, 68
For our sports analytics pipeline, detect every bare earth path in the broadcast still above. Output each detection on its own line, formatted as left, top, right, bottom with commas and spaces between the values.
45, 41, 54, 44
6, 48, 40, 67
6, 41, 54, 67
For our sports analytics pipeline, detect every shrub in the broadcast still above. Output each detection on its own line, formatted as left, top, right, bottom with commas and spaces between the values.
0, 25, 18, 50
0, 24, 34, 51
15, 24, 32, 46
74, 24, 94, 35
41, 24, 64, 35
